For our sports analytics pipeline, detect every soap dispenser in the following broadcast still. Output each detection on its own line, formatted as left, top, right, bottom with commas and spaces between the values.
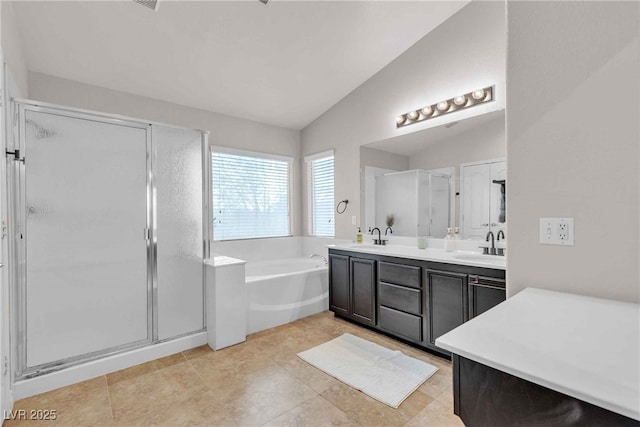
444, 227, 455, 252
356, 227, 363, 244
454, 227, 461, 240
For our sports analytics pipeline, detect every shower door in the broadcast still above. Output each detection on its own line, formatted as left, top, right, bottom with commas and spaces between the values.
16, 106, 151, 374
154, 125, 205, 340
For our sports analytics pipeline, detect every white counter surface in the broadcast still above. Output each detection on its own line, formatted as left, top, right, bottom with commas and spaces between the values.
204, 255, 246, 268
328, 243, 505, 270
436, 288, 640, 420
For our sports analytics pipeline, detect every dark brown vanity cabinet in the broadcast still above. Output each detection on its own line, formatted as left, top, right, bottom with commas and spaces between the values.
328, 248, 505, 357
328, 253, 376, 326
425, 269, 468, 347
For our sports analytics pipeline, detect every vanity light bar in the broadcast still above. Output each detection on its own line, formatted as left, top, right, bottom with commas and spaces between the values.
396, 86, 494, 128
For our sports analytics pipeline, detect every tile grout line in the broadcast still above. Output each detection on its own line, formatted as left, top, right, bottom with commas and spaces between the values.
257, 391, 320, 427
103, 374, 116, 424
317, 393, 364, 426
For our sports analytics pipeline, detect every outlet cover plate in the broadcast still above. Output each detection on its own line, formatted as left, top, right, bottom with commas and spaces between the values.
540, 218, 574, 246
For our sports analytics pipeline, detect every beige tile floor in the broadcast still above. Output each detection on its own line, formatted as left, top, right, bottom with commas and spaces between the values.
5, 312, 463, 427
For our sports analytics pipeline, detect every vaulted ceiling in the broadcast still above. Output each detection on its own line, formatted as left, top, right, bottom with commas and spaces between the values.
13, 1, 468, 129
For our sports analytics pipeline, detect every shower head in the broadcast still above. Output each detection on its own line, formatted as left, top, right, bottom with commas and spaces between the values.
259, 0, 269, 4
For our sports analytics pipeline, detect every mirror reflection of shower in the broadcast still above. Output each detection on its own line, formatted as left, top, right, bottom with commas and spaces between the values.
369, 169, 452, 238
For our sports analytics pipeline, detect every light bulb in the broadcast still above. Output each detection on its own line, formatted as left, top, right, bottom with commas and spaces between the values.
421, 106, 433, 116
407, 110, 419, 120
472, 89, 486, 100
453, 95, 467, 106
396, 115, 407, 126
436, 101, 449, 111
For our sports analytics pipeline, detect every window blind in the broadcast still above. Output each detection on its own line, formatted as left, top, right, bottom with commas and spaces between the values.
307, 154, 335, 237
212, 150, 291, 241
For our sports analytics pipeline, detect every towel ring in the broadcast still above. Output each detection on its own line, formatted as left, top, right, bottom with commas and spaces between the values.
336, 199, 349, 214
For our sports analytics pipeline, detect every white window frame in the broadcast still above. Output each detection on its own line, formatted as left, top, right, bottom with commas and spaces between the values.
305, 149, 335, 237
210, 146, 293, 241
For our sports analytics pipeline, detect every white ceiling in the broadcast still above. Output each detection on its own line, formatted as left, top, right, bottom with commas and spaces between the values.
13, 0, 468, 129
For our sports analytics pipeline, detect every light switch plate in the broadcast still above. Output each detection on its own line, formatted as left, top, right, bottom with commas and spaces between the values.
540, 218, 574, 246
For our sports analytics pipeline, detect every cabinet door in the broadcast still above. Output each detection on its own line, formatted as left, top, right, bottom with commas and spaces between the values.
426, 269, 468, 347
329, 254, 350, 316
469, 276, 506, 319
461, 163, 491, 240
351, 257, 376, 326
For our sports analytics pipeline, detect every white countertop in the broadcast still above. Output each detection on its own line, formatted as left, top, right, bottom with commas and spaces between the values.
328, 243, 506, 270
204, 255, 246, 268
436, 288, 640, 420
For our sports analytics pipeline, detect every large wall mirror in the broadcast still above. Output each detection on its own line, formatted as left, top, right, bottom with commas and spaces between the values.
360, 110, 505, 241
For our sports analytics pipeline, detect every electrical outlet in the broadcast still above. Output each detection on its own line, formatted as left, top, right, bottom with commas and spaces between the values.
352, 216, 357, 226
540, 218, 574, 246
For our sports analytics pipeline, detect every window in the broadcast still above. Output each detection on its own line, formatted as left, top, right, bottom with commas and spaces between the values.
211, 148, 292, 241
306, 150, 335, 237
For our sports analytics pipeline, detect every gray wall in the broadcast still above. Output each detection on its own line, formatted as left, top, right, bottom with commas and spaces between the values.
408, 116, 505, 173
28, 72, 303, 237
1, 1, 28, 94
301, 1, 506, 238
506, 1, 639, 302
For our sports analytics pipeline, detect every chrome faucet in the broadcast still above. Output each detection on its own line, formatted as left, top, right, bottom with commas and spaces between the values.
309, 253, 327, 265
484, 231, 496, 255
496, 230, 505, 256
385, 226, 393, 236
370, 227, 387, 246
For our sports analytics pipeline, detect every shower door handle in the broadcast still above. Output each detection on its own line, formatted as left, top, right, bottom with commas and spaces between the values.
144, 228, 151, 241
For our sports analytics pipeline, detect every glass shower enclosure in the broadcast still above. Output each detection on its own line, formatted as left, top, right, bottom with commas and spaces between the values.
7, 100, 208, 379
375, 170, 451, 238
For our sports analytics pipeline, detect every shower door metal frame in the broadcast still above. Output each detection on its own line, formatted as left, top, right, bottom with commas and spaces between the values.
8, 98, 209, 380
10, 101, 155, 379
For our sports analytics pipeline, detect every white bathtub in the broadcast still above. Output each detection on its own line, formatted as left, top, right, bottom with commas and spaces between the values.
245, 257, 328, 334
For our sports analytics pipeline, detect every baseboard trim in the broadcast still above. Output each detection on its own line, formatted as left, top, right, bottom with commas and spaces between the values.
13, 332, 207, 400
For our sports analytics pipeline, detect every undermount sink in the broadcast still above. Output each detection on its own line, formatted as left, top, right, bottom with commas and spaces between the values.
453, 253, 504, 262
347, 243, 386, 250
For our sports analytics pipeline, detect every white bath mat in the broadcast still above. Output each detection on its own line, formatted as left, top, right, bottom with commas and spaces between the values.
297, 333, 438, 408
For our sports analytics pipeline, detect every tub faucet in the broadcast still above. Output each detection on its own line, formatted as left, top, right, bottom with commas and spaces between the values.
309, 253, 327, 265
385, 226, 393, 236
496, 230, 505, 256
484, 231, 496, 255
370, 227, 387, 246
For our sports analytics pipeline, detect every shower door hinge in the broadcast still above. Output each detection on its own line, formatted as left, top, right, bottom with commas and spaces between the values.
5, 149, 24, 164
144, 227, 150, 241
3, 356, 8, 376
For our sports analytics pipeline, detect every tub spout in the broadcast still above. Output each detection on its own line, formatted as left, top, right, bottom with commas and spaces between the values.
309, 253, 327, 265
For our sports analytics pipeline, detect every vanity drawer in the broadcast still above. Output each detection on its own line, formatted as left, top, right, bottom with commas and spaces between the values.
379, 282, 422, 316
379, 262, 421, 289
379, 306, 422, 342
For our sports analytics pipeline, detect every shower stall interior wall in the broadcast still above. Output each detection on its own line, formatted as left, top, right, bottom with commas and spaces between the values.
8, 100, 207, 379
